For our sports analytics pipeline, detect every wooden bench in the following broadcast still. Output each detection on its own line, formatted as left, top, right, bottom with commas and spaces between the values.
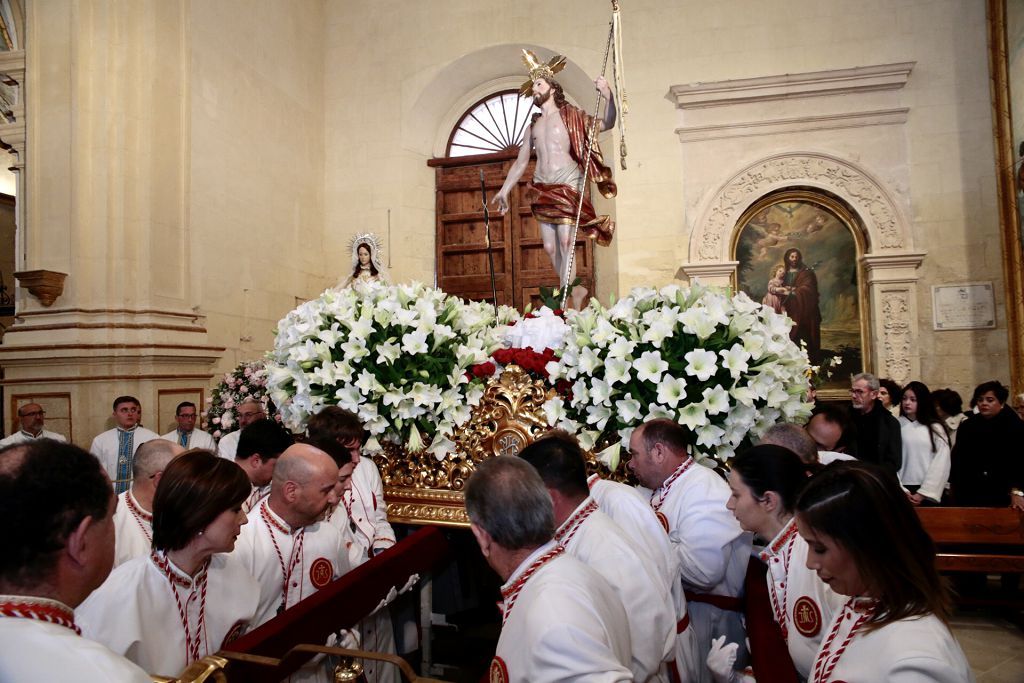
916, 507, 1024, 574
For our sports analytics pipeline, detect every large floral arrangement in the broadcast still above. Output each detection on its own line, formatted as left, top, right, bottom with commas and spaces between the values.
205, 360, 271, 439
542, 283, 812, 466
267, 281, 519, 457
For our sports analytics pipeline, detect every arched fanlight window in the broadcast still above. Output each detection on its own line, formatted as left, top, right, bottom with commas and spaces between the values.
447, 91, 540, 157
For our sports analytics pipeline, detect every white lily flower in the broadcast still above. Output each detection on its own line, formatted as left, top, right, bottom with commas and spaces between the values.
719, 344, 751, 378
614, 396, 643, 423
679, 307, 718, 340
677, 402, 709, 430
589, 378, 613, 406
542, 396, 567, 426
695, 423, 726, 449
702, 385, 731, 415
578, 346, 603, 374
684, 349, 718, 382
596, 442, 621, 472
656, 375, 689, 408
377, 342, 401, 365
635, 350, 669, 384
578, 430, 598, 451
606, 336, 636, 359
401, 330, 428, 355
406, 423, 425, 452
586, 404, 612, 431
645, 402, 675, 422
604, 357, 631, 386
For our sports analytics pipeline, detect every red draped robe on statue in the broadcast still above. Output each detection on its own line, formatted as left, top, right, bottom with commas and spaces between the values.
528, 104, 616, 247
783, 266, 822, 363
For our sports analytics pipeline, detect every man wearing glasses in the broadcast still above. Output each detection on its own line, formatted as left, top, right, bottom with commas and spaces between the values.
850, 372, 902, 473
160, 401, 216, 451
0, 403, 67, 446
216, 398, 266, 460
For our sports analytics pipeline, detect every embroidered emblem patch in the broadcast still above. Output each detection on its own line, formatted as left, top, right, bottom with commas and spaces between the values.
309, 557, 333, 589
221, 620, 247, 647
793, 595, 822, 637
656, 511, 670, 533
489, 656, 509, 683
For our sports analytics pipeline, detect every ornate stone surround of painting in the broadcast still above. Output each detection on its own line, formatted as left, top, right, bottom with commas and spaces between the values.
670, 63, 925, 386
378, 365, 623, 527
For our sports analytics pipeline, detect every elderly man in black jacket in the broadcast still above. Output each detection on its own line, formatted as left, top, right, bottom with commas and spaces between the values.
850, 372, 902, 473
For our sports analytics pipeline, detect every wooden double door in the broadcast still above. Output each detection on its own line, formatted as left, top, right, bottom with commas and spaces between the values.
430, 151, 594, 310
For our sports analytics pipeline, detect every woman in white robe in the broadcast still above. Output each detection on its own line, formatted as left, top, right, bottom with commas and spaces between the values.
726, 445, 843, 681
78, 450, 259, 679
794, 461, 974, 682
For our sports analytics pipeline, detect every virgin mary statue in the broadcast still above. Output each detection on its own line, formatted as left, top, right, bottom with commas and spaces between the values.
337, 232, 391, 289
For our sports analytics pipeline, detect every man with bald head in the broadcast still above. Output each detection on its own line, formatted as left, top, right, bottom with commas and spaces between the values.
0, 402, 67, 446
233, 443, 351, 626
112, 439, 185, 566
757, 422, 820, 465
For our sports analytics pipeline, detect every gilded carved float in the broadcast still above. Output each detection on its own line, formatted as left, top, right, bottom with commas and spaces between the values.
377, 365, 626, 527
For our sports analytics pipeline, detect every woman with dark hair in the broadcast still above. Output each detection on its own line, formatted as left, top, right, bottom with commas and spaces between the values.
725, 445, 840, 680
77, 450, 260, 677
932, 388, 968, 447
795, 461, 972, 682
949, 380, 1024, 509
897, 381, 950, 505
878, 378, 902, 417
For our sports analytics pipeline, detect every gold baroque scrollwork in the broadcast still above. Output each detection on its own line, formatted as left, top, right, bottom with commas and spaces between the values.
379, 365, 633, 527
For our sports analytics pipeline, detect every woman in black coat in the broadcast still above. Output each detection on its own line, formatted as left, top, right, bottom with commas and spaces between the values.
949, 380, 1024, 509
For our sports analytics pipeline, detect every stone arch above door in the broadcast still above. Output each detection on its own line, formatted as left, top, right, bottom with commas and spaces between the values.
687, 151, 911, 265
680, 152, 925, 384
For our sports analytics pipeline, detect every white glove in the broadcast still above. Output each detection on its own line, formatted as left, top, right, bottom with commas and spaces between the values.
706, 635, 740, 683
398, 573, 420, 594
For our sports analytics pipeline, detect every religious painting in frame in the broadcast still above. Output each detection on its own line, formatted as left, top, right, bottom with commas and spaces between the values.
987, 0, 1024, 399
732, 189, 869, 397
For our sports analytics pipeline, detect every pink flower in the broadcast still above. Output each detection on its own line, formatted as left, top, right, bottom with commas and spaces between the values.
212, 416, 221, 425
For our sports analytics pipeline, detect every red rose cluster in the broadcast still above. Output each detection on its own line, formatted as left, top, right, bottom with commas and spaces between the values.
492, 347, 556, 377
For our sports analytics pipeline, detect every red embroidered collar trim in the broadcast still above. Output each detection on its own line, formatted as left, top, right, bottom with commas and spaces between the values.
759, 517, 798, 562
261, 500, 296, 535
811, 597, 875, 683
651, 458, 695, 512
151, 550, 208, 590
125, 490, 153, 524
0, 596, 81, 635
499, 544, 564, 625
553, 498, 598, 547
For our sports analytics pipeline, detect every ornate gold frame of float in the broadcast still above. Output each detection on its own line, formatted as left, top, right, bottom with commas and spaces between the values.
376, 365, 625, 528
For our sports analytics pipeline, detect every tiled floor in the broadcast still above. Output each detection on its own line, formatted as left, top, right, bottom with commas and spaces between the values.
952, 612, 1024, 682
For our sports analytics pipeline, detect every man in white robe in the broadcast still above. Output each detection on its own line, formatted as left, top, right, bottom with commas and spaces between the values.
588, 472, 701, 683
0, 439, 151, 682
112, 439, 185, 566
0, 402, 67, 446
308, 406, 398, 683
161, 401, 216, 450
629, 419, 752, 683
217, 397, 266, 460
235, 418, 294, 514
521, 433, 676, 683
90, 395, 160, 494
232, 443, 352, 683
465, 455, 633, 683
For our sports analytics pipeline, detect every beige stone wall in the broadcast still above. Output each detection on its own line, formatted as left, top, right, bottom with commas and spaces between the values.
189, 0, 328, 373
323, 0, 1008, 398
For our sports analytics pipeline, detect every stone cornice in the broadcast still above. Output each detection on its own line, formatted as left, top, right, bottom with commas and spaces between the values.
667, 62, 915, 109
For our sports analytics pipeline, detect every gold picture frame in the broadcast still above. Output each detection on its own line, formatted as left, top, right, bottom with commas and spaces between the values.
731, 189, 871, 401
988, 0, 1024, 398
